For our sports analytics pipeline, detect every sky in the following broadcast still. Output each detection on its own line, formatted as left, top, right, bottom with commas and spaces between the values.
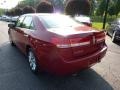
0, 0, 22, 9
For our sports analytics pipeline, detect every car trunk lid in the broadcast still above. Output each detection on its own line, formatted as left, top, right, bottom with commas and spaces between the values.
67, 31, 105, 59
49, 25, 105, 61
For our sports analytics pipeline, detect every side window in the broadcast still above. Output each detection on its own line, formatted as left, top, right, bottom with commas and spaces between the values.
16, 16, 25, 27
21, 16, 32, 29
29, 21, 35, 30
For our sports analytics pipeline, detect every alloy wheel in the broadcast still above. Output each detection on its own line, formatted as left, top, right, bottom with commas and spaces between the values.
28, 49, 38, 73
9, 35, 15, 46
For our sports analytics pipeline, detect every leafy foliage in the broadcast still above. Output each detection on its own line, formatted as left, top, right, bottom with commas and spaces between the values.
115, 0, 120, 16
108, 5, 116, 16
89, 0, 97, 16
96, 0, 120, 16
65, 0, 90, 16
96, 0, 106, 16
0, 9, 4, 16
36, 1, 54, 13
18, 0, 37, 8
14, 8, 23, 16
23, 6, 36, 14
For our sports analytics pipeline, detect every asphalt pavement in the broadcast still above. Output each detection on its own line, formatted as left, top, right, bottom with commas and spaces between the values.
0, 21, 120, 90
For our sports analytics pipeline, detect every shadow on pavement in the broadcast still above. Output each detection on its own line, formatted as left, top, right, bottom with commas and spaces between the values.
37, 69, 113, 90
0, 42, 113, 90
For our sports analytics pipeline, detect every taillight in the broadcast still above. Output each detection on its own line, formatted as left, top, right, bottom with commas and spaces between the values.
96, 31, 105, 43
51, 38, 71, 48
70, 42, 90, 47
70, 37, 90, 47
51, 37, 90, 48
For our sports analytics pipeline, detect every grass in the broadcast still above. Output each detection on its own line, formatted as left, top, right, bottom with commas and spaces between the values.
92, 22, 103, 30
92, 22, 108, 31
91, 15, 120, 30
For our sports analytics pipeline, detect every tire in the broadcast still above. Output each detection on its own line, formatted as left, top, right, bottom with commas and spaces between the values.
106, 31, 109, 36
112, 31, 117, 43
28, 48, 38, 74
9, 35, 15, 46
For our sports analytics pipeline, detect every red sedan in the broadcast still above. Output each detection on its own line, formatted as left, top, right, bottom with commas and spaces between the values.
8, 14, 107, 75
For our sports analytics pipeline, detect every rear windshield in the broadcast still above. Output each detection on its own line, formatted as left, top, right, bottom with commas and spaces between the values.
38, 15, 81, 28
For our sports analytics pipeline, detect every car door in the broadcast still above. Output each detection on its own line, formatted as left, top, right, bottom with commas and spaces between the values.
12, 16, 25, 48
16, 16, 33, 53
20, 16, 35, 53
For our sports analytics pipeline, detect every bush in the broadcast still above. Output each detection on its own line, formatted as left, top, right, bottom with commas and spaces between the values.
5, 10, 15, 16
95, 0, 106, 16
23, 6, 36, 14
65, 0, 90, 17
14, 8, 22, 16
36, 1, 54, 13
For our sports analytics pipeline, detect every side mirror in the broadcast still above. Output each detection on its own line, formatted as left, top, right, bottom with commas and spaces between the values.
8, 23, 15, 28
11, 20, 17, 23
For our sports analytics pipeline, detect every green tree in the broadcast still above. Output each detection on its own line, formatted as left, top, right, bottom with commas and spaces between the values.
65, 0, 90, 17
89, 0, 97, 16
96, 0, 106, 16
19, 0, 42, 8
0, 8, 4, 16
21, 0, 35, 7
36, 1, 54, 13
23, 6, 36, 14
14, 8, 23, 16
115, 0, 120, 16
108, 4, 116, 16
16, 0, 39, 8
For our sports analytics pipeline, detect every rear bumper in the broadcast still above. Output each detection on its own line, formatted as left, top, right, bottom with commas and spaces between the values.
49, 45, 107, 75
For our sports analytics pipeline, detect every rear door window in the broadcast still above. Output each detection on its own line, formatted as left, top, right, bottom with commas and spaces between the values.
21, 16, 33, 29
16, 16, 25, 27
29, 21, 35, 30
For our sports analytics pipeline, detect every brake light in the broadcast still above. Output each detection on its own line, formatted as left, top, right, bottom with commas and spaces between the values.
51, 37, 90, 48
96, 31, 105, 42
70, 42, 90, 47
96, 37, 105, 42
51, 38, 71, 48
70, 37, 90, 47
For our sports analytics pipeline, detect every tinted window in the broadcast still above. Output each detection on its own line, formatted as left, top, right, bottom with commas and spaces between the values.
29, 21, 35, 30
16, 16, 25, 27
22, 16, 32, 29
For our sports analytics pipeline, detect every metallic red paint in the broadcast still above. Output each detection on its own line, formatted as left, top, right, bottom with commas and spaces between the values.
8, 14, 107, 75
